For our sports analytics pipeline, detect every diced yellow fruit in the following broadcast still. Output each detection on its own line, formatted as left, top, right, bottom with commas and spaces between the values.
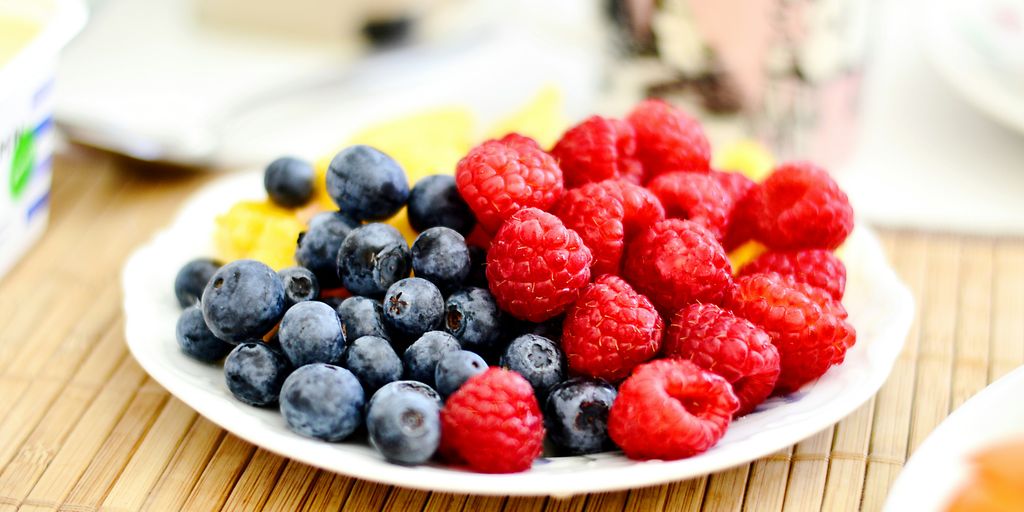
728, 240, 768, 274
213, 200, 305, 270
714, 140, 775, 182
348, 107, 475, 185
486, 85, 567, 150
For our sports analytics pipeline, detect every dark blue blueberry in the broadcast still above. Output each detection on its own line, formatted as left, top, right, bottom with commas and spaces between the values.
278, 301, 346, 367
384, 278, 444, 339
367, 389, 440, 465
342, 335, 403, 395
500, 334, 565, 399
264, 156, 314, 208
224, 342, 292, 406
280, 364, 365, 441
336, 296, 389, 342
407, 175, 475, 235
201, 260, 286, 343
368, 380, 442, 412
402, 331, 460, 387
337, 223, 411, 297
434, 350, 487, 398
174, 258, 221, 308
543, 378, 617, 455
175, 305, 233, 362
465, 246, 488, 288
278, 266, 319, 307
326, 145, 409, 221
411, 227, 471, 292
296, 211, 359, 289
444, 287, 501, 353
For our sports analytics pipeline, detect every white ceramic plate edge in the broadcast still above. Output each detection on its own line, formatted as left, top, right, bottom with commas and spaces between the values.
121, 172, 914, 496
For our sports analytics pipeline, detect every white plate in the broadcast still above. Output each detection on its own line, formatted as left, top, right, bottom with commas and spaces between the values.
122, 171, 914, 496
884, 366, 1024, 512
922, 0, 1024, 136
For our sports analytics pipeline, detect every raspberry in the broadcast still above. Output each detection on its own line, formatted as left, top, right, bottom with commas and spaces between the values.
440, 368, 545, 473
713, 171, 759, 251
550, 116, 642, 189
455, 134, 564, 233
486, 208, 593, 322
561, 275, 664, 381
754, 162, 853, 250
608, 359, 739, 460
729, 272, 856, 394
604, 179, 666, 236
623, 219, 733, 314
626, 99, 711, 178
664, 303, 780, 416
553, 180, 664, 276
648, 171, 733, 240
739, 249, 847, 300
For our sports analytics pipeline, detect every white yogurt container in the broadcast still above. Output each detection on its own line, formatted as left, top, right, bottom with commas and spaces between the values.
0, 0, 85, 278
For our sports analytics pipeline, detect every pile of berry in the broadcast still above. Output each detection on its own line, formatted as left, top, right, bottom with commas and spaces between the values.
172, 99, 855, 473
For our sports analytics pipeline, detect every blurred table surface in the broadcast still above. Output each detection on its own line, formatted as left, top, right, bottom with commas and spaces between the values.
0, 149, 1021, 512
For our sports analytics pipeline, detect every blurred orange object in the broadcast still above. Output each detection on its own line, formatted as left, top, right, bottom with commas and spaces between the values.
946, 438, 1024, 512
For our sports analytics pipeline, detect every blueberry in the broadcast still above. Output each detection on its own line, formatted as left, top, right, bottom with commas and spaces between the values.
411, 227, 471, 292
175, 305, 233, 362
202, 260, 287, 343
368, 380, 442, 412
296, 211, 359, 289
434, 350, 487, 398
367, 389, 440, 465
402, 331, 460, 387
444, 287, 501, 353
465, 246, 488, 288
224, 342, 291, 406
407, 175, 475, 235
336, 296, 389, 342
383, 278, 444, 339
278, 301, 346, 367
278, 266, 319, 307
174, 258, 221, 308
326, 145, 409, 221
342, 335, 403, 395
544, 378, 617, 455
500, 334, 565, 398
264, 156, 314, 208
337, 223, 411, 297
507, 316, 565, 344
280, 364, 365, 441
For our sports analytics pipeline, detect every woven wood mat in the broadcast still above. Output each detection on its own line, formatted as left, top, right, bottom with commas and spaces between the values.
0, 151, 1020, 512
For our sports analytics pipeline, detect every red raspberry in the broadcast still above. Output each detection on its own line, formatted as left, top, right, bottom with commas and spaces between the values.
754, 162, 854, 250
440, 368, 545, 473
455, 134, 564, 233
730, 272, 856, 394
623, 219, 733, 314
553, 180, 665, 275
561, 275, 664, 381
648, 171, 734, 240
713, 171, 759, 251
486, 208, 592, 322
663, 303, 780, 416
604, 179, 665, 236
550, 116, 642, 189
608, 359, 739, 460
739, 249, 847, 300
626, 99, 711, 178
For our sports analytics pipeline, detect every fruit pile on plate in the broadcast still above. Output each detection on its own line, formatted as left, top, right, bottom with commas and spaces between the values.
171, 99, 856, 473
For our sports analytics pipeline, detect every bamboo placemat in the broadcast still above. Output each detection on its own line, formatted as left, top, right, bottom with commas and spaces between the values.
0, 151, 1021, 512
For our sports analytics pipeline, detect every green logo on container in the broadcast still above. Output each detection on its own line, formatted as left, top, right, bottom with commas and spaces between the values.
10, 128, 35, 199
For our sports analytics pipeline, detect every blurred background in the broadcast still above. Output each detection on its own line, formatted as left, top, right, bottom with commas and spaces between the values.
3, 0, 1024, 275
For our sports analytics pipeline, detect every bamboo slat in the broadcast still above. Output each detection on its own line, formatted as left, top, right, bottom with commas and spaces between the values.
0, 153, 1020, 511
